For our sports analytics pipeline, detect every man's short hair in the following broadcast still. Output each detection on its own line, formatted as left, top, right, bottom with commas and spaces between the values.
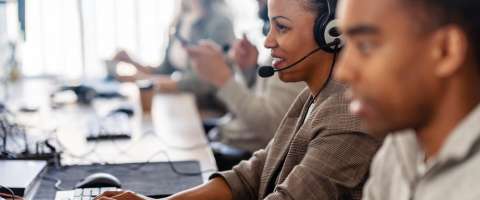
404, 0, 480, 66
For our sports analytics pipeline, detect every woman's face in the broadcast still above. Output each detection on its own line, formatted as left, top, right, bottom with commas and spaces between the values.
264, 0, 324, 82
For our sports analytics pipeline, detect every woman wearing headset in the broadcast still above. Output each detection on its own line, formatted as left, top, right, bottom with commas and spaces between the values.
96, 0, 380, 199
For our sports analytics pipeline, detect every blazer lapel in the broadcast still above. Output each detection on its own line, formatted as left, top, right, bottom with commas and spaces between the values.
276, 81, 350, 185
258, 81, 346, 198
258, 90, 311, 198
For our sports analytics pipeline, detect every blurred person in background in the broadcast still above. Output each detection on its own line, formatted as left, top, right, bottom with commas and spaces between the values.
112, 0, 235, 111
186, 0, 305, 171
335, 0, 480, 199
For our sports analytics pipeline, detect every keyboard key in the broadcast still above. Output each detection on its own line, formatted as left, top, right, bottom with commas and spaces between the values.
55, 188, 121, 200
74, 189, 83, 197
91, 188, 100, 196
83, 188, 91, 196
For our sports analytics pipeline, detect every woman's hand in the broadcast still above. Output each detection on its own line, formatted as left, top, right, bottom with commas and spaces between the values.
186, 40, 233, 88
94, 177, 233, 200
94, 191, 156, 200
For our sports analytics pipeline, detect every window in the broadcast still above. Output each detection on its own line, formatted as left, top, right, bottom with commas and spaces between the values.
19, 0, 261, 79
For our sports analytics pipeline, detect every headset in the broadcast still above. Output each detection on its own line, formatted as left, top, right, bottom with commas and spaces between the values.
314, 0, 343, 53
258, 0, 344, 78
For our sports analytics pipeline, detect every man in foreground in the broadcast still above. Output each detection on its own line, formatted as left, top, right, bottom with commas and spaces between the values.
335, 0, 480, 199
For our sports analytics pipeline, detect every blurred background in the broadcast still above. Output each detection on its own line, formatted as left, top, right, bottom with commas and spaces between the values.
0, 0, 264, 80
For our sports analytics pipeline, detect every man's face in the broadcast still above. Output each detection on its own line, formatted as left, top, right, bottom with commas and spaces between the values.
335, 0, 441, 136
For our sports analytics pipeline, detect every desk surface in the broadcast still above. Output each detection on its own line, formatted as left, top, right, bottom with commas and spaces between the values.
4, 78, 217, 182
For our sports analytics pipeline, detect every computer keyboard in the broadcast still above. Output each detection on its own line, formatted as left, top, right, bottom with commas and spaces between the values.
54, 187, 120, 200
86, 113, 132, 141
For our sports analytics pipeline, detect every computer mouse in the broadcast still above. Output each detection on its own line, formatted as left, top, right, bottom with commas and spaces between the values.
75, 172, 122, 188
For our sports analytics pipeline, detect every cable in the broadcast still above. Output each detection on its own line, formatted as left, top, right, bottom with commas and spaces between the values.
41, 176, 67, 191
125, 148, 217, 176
90, 130, 213, 176
310, 43, 339, 103
144, 129, 210, 151
103, 129, 216, 175
56, 131, 102, 164
53, 128, 215, 180
136, 130, 217, 175
0, 185, 21, 200
0, 185, 14, 200
0, 112, 29, 158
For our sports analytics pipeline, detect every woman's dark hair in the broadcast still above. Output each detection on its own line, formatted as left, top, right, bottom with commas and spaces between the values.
404, 0, 480, 65
303, 0, 337, 18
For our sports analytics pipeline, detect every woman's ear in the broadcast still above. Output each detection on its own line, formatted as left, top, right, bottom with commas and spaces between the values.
432, 25, 469, 78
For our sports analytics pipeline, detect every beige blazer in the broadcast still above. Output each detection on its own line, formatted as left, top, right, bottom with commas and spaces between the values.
212, 81, 381, 200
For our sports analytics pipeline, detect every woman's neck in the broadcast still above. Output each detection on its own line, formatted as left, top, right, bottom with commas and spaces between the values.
305, 54, 335, 97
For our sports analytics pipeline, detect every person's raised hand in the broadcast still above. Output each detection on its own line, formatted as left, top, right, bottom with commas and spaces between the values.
186, 40, 232, 88
229, 34, 258, 70
113, 50, 134, 64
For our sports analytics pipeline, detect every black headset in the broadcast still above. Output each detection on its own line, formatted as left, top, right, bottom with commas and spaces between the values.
313, 0, 343, 53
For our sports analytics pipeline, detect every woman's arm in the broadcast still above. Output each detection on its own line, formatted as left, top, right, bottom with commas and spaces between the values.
167, 177, 233, 200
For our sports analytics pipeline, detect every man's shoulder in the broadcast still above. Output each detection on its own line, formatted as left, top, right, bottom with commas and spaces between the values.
371, 133, 414, 168
362, 133, 414, 200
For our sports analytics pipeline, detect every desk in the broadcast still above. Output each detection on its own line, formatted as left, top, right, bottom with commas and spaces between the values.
3, 78, 217, 182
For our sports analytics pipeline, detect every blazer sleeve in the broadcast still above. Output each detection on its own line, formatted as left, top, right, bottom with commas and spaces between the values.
264, 130, 380, 200
176, 70, 216, 96
210, 142, 271, 200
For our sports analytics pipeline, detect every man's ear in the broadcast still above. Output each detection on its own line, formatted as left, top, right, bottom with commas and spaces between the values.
432, 25, 469, 78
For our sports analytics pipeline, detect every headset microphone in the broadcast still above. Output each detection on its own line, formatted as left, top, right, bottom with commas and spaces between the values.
258, 38, 340, 78
258, 47, 322, 78
257, 66, 275, 78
